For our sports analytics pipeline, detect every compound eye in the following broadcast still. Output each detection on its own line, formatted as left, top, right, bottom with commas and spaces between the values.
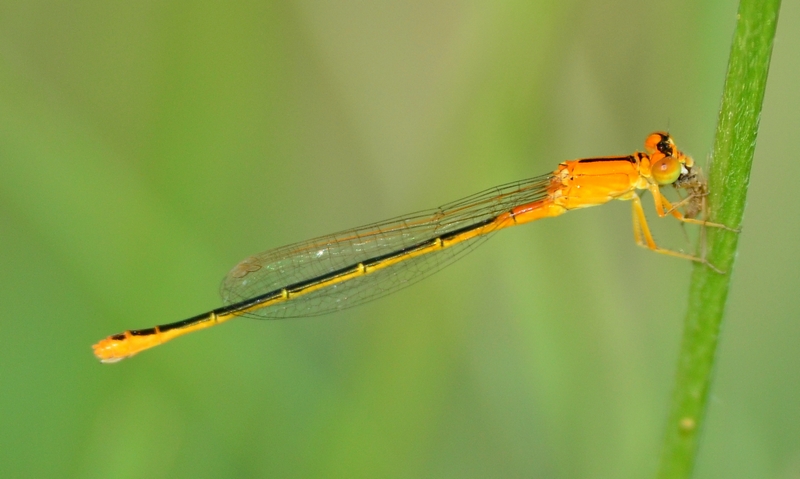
652, 156, 682, 185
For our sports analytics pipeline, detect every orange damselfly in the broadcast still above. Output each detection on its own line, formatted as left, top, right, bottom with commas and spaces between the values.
93, 132, 729, 363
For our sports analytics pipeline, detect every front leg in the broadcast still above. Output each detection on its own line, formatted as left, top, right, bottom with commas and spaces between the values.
647, 183, 738, 232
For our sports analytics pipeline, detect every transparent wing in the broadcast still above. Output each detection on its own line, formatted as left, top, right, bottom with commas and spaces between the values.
219, 174, 554, 319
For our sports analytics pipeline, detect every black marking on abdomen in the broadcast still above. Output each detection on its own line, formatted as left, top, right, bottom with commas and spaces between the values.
131, 327, 157, 336
217, 214, 502, 318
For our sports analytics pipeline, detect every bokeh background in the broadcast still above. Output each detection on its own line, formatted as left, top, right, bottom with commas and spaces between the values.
1, 1, 798, 478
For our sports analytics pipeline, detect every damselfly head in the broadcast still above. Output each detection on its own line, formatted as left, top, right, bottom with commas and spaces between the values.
644, 131, 674, 156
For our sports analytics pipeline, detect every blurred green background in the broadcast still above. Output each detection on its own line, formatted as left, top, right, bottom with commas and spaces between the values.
1, 1, 798, 478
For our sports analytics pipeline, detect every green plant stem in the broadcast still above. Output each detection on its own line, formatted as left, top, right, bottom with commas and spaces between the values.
656, 0, 781, 478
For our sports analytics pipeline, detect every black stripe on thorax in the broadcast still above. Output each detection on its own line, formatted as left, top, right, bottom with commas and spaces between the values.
576, 155, 637, 164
